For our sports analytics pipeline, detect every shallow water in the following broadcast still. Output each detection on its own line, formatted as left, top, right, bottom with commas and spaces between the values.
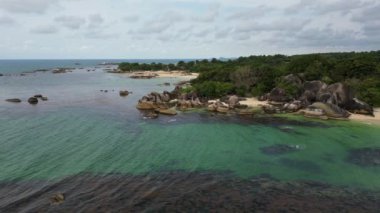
0, 65, 379, 211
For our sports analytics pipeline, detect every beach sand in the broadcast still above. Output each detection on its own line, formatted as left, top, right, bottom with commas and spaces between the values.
127, 70, 198, 80
155, 71, 199, 79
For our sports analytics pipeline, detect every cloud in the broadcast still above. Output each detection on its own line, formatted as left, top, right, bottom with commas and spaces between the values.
88, 14, 104, 28
234, 18, 310, 34
132, 11, 184, 34
0, 0, 60, 14
123, 15, 140, 22
30, 25, 58, 34
0, 16, 15, 25
228, 5, 273, 20
192, 3, 220, 23
55, 15, 86, 29
286, 0, 371, 15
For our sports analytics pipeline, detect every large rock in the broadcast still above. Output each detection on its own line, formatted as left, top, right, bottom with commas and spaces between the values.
28, 97, 38, 105
6, 98, 21, 103
136, 101, 156, 110
309, 102, 350, 118
119, 90, 129, 97
268, 88, 291, 102
300, 81, 327, 106
228, 95, 239, 108
283, 101, 302, 112
320, 83, 354, 107
347, 98, 374, 116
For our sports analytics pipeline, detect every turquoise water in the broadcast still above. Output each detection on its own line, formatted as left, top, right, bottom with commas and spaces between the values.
0, 65, 380, 192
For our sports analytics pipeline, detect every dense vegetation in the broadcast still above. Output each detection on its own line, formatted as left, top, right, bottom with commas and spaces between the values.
119, 51, 380, 106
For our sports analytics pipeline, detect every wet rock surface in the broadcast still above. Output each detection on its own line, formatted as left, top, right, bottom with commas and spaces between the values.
0, 172, 378, 212
347, 148, 380, 167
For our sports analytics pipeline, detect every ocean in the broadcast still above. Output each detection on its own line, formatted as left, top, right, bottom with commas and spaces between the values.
0, 60, 379, 211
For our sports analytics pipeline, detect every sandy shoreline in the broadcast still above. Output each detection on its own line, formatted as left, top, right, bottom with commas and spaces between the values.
126, 70, 199, 80
241, 97, 380, 125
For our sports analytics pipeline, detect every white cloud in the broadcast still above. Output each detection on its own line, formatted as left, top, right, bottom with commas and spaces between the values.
0, 0, 61, 14
30, 25, 59, 34
55, 15, 86, 29
0, 16, 15, 25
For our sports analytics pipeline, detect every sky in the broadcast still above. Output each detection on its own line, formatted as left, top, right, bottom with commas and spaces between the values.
0, 0, 379, 59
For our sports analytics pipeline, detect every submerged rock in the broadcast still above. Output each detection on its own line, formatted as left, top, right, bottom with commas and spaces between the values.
34, 94, 43, 98
50, 193, 65, 205
260, 144, 301, 155
6, 98, 22, 103
347, 148, 380, 167
144, 111, 159, 119
155, 108, 177, 116
28, 97, 38, 105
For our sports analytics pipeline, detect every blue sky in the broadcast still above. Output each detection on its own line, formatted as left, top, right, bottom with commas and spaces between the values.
0, 0, 379, 59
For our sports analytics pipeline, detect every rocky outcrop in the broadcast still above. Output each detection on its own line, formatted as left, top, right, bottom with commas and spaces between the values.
28, 97, 38, 105
136, 101, 156, 110
347, 98, 374, 116
299, 81, 327, 106
264, 80, 374, 118
228, 95, 239, 108
268, 88, 291, 103
34, 94, 48, 101
6, 98, 22, 103
52, 68, 71, 74
318, 83, 354, 107
119, 90, 129, 97
301, 102, 350, 119
130, 72, 158, 79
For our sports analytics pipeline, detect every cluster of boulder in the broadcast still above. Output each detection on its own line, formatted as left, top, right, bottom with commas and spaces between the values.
130, 72, 158, 79
260, 74, 374, 119
136, 91, 177, 118
137, 82, 207, 118
207, 95, 255, 115
5, 94, 48, 105
52, 68, 73, 74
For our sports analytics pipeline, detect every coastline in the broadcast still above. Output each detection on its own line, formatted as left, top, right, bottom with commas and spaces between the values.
240, 97, 380, 125
122, 70, 199, 80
